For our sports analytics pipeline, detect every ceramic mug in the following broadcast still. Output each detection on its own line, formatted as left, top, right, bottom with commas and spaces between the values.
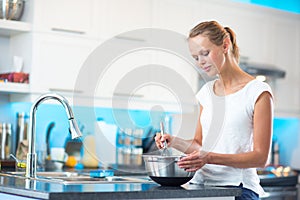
50, 147, 67, 169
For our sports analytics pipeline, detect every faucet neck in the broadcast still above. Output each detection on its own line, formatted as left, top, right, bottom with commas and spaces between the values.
27, 94, 75, 155
26, 93, 78, 179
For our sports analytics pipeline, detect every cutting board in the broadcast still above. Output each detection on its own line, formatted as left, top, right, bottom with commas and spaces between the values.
94, 121, 118, 166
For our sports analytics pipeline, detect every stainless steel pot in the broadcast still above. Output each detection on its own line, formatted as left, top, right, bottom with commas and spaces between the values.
0, 0, 25, 21
142, 155, 195, 186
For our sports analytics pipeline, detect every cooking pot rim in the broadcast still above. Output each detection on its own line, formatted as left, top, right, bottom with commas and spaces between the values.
142, 154, 186, 162
142, 154, 185, 158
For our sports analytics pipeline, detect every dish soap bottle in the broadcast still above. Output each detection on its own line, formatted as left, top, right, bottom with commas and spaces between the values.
272, 140, 280, 166
81, 134, 99, 168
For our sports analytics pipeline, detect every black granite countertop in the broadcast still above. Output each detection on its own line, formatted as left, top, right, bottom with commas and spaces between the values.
0, 173, 241, 200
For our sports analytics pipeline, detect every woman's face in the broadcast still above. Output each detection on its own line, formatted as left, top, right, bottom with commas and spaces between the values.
188, 35, 225, 77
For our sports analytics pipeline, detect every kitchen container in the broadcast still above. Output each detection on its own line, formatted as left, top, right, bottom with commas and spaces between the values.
16, 112, 27, 143
0, 123, 7, 159
116, 127, 144, 167
132, 129, 143, 146
142, 154, 195, 186
0, 123, 12, 159
5, 123, 12, 159
0, 0, 25, 20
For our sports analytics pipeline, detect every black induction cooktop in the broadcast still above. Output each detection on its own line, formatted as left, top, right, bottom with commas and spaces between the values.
258, 167, 298, 187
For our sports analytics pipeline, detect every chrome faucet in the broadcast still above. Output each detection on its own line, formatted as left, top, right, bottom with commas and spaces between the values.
25, 93, 82, 178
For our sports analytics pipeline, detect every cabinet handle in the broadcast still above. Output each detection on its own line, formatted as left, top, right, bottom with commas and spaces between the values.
51, 28, 85, 35
115, 36, 145, 42
113, 92, 144, 98
49, 88, 83, 94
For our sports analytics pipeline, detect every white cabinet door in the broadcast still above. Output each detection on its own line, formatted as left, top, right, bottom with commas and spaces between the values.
98, 0, 152, 38
269, 17, 300, 116
94, 48, 152, 99
192, 1, 273, 64
30, 33, 99, 95
147, 51, 199, 104
33, 0, 99, 38
152, 0, 198, 35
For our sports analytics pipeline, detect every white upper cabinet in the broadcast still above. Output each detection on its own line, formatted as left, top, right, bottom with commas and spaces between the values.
33, 0, 100, 38
192, 1, 273, 63
97, 0, 152, 39
269, 17, 300, 116
152, 0, 198, 35
30, 33, 99, 94
95, 50, 152, 99
147, 51, 199, 103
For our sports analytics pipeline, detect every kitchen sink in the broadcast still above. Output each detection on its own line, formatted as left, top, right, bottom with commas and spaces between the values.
0, 171, 152, 185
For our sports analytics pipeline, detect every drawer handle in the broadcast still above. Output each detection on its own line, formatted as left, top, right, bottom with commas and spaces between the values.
51, 28, 85, 35
113, 92, 143, 98
49, 88, 83, 94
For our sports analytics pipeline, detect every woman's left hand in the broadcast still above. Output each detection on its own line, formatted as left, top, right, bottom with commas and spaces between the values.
177, 151, 209, 172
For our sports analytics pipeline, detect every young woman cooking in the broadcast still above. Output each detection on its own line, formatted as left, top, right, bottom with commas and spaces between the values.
155, 20, 273, 200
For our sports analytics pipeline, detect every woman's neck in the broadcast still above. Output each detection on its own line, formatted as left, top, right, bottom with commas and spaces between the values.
216, 62, 254, 95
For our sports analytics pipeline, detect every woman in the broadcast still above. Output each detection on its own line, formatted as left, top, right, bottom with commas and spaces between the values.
155, 21, 273, 199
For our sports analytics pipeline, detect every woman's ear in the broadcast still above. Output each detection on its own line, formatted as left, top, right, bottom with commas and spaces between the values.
223, 37, 230, 53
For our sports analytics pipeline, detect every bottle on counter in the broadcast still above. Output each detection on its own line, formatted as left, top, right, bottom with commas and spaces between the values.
14, 112, 28, 155
0, 123, 12, 160
81, 134, 99, 168
0, 123, 7, 159
272, 140, 280, 166
5, 123, 12, 159
16, 112, 28, 143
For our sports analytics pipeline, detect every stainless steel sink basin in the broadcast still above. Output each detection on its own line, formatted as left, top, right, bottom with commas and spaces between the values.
0, 171, 152, 185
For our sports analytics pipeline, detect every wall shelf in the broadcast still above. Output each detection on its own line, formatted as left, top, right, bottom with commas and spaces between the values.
0, 20, 31, 37
0, 82, 30, 94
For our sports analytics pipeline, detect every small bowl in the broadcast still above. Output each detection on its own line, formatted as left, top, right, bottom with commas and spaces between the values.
142, 154, 195, 186
0, 0, 25, 21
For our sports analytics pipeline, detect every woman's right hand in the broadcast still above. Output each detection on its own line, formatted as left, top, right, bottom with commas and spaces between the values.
154, 132, 173, 149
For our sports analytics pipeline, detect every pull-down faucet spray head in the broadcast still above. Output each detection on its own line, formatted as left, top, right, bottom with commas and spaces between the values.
69, 118, 82, 139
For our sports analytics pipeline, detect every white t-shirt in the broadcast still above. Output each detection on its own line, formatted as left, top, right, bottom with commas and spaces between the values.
191, 79, 273, 196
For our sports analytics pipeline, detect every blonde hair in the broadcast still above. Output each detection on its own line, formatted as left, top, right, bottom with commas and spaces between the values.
189, 21, 239, 62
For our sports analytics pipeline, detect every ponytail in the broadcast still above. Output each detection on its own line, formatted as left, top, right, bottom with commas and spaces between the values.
224, 27, 239, 63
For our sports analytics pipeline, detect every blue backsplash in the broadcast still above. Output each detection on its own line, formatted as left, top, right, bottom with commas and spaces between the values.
273, 118, 300, 168
7, 102, 170, 151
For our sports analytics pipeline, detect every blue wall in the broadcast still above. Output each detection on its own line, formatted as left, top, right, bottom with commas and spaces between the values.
233, 0, 300, 14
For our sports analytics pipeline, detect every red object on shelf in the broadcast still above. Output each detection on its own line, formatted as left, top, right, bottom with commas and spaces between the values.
0, 72, 29, 83
0, 159, 16, 170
